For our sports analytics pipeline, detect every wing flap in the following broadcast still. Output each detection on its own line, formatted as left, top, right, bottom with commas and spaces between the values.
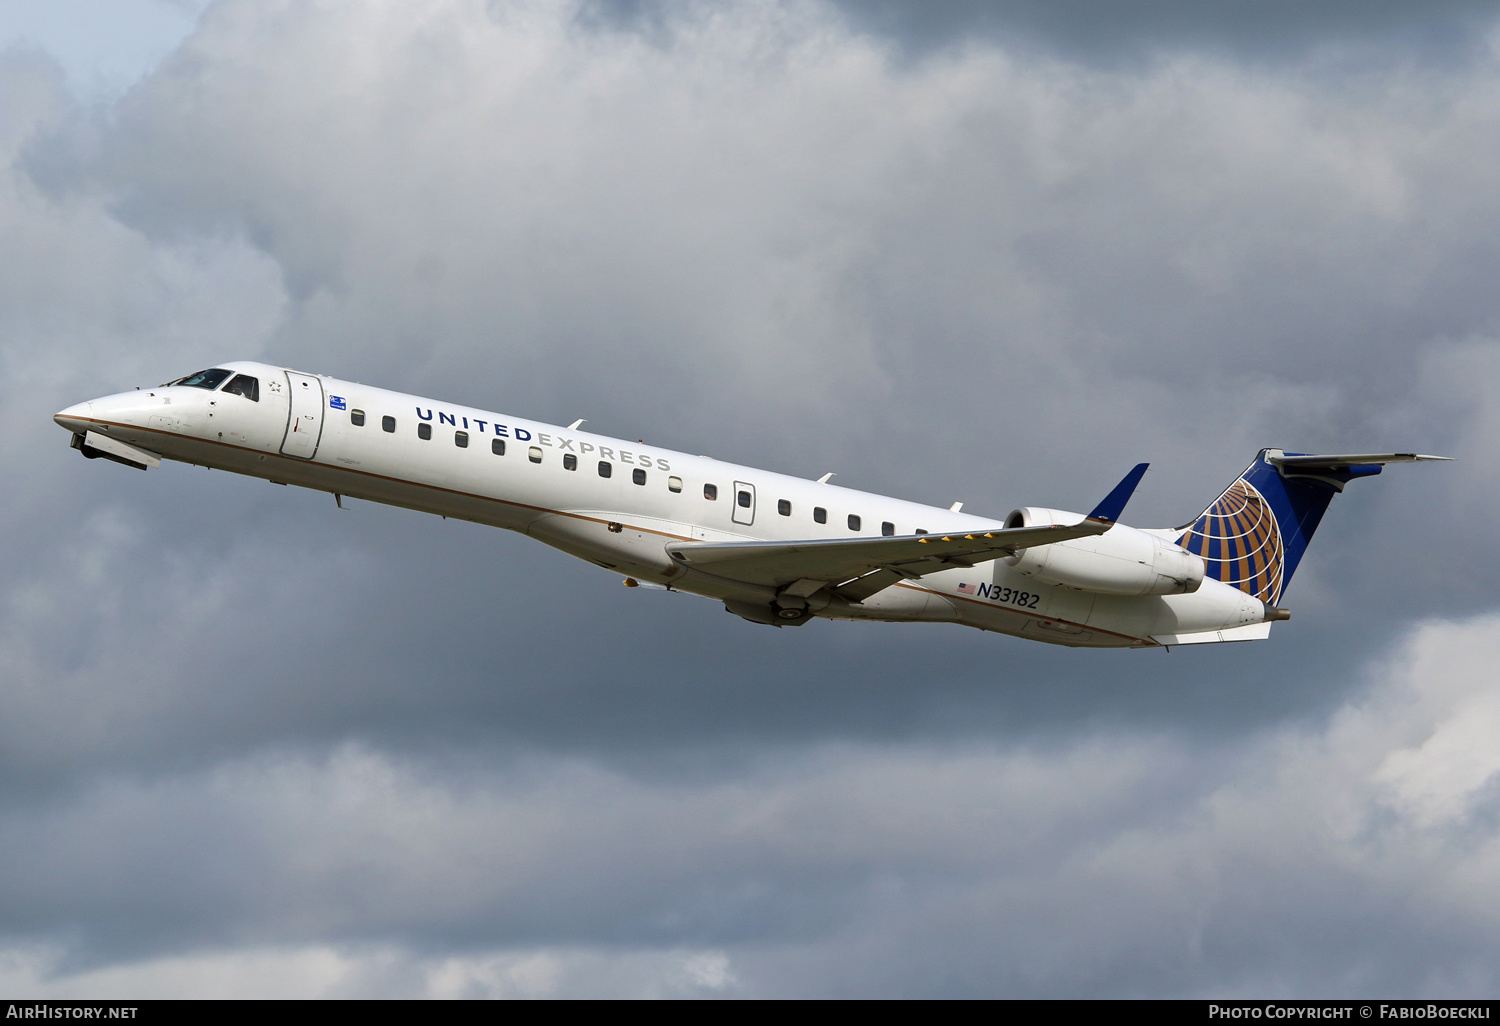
834, 568, 908, 603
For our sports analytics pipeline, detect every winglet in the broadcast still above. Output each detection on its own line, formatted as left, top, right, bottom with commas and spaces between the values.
1086, 463, 1149, 525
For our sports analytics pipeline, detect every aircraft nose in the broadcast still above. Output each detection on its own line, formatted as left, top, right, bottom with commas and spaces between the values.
54, 401, 94, 434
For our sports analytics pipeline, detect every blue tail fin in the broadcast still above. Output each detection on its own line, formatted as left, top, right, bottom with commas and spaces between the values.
1174, 449, 1447, 604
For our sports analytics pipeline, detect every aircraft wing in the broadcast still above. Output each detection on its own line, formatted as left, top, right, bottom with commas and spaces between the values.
667, 521, 1106, 593
666, 463, 1149, 601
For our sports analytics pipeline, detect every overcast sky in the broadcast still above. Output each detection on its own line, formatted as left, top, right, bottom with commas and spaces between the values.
3, 0, 1500, 998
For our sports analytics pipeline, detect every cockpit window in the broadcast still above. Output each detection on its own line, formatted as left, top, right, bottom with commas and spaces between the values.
221, 375, 259, 401
170, 368, 233, 390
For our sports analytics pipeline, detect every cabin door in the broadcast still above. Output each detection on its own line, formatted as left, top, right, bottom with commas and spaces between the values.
732, 481, 756, 526
280, 371, 325, 459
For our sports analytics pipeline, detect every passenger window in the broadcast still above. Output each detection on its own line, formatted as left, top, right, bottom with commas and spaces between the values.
633, 468, 647, 485
455, 431, 468, 448
529, 446, 543, 463
882, 521, 894, 536
778, 499, 791, 516
915, 528, 928, 535
668, 476, 683, 493
350, 408, 364, 426
491, 438, 506, 456
848, 514, 861, 531
382, 415, 396, 433
418, 423, 432, 440
737, 490, 752, 508
813, 507, 827, 524
703, 483, 717, 500
599, 461, 612, 478
222, 375, 260, 402
563, 453, 577, 471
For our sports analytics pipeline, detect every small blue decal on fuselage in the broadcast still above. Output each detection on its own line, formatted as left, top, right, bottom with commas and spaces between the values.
329, 395, 347, 410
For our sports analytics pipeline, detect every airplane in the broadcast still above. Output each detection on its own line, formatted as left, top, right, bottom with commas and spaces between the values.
54, 362, 1449, 649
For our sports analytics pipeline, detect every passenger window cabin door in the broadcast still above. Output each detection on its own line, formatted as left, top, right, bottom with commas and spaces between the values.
280, 371, 325, 459
732, 481, 755, 526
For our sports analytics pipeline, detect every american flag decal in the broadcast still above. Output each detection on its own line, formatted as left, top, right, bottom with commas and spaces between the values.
957, 582, 976, 595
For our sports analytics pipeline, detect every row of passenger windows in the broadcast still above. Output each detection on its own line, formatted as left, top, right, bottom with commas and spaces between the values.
348, 407, 920, 535
756, 489, 913, 535
353, 408, 681, 488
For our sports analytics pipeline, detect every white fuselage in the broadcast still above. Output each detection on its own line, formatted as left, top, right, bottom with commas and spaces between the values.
55, 361, 1268, 648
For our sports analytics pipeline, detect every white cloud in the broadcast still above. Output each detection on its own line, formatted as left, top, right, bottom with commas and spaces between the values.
1373, 619, 1500, 829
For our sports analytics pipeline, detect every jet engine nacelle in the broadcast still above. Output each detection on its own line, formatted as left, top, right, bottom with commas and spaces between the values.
1003, 507, 1205, 596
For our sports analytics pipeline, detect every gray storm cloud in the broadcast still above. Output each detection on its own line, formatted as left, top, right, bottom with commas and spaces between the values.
5, 613, 1500, 997
2, 0, 1500, 997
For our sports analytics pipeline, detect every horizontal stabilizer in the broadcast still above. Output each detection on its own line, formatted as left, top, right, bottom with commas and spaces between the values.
1269, 452, 1452, 468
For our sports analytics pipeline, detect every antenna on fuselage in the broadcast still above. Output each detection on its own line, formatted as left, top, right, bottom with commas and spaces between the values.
817, 472, 835, 484
568, 419, 586, 430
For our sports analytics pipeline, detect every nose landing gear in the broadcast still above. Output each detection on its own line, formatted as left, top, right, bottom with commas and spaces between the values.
71, 431, 158, 471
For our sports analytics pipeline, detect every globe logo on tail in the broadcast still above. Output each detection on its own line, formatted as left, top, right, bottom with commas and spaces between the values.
1175, 478, 1285, 604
